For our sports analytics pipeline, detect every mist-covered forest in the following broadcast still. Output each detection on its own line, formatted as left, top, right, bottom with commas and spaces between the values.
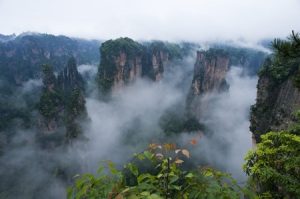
0, 0, 300, 199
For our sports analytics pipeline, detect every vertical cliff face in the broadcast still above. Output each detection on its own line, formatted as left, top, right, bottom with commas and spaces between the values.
187, 49, 230, 120
38, 58, 87, 146
250, 73, 300, 141
142, 41, 175, 81
150, 49, 168, 81
98, 37, 143, 93
250, 33, 300, 142
98, 38, 184, 93
57, 57, 84, 94
190, 50, 229, 96
113, 52, 142, 89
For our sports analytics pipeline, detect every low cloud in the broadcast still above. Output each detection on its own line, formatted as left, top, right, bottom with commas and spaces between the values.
0, 55, 258, 198
185, 67, 257, 180
0, 0, 299, 42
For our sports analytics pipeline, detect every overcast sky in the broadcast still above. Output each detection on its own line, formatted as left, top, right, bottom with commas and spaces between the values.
0, 0, 299, 42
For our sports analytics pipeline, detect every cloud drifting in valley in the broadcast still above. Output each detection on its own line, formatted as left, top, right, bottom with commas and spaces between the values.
0, 50, 259, 198
192, 67, 257, 180
0, 0, 300, 42
80, 60, 257, 182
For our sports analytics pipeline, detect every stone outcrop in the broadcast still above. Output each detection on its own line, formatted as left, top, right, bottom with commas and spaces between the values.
250, 74, 300, 141
151, 50, 168, 81
113, 52, 142, 89
57, 57, 84, 94
38, 58, 87, 145
187, 49, 230, 119
190, 50, 229, 96
142, 41, 173, 81
98, 38, 183, 93
98, 37, 144, 92
250, 33, 300, 142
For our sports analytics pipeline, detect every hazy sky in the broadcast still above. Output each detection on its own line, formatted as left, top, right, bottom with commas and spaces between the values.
0, 0, 299, 42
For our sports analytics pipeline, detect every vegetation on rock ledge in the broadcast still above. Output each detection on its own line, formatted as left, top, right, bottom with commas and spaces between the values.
259, 31, 300, 88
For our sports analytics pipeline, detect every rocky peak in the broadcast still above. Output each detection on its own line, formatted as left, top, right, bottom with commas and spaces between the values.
186, 49, 230, 120
38, 58, 86, 144
250, 32, 300, 142
251, 75, 300, 142
191, 49, 229, 96
146, 41, 171, 81
98, 37, 143, 93
98, 38, 185, 93
57, 57, 84, 94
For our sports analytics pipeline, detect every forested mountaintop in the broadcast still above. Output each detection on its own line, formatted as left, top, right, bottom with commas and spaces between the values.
0, 33, 100, 86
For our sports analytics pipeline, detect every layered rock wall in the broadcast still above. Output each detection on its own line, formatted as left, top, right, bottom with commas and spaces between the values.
250, 74, 300, 141
187, 49, 230, 119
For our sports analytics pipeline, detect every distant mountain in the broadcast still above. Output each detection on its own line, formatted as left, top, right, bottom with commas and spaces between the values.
0, 33, 100, 86
0, 33, 99, 141
0, 34, 16, 42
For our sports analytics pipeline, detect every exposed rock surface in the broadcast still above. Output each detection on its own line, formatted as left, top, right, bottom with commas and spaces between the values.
57, 57, 84, 93
98, 37, 144, 92
142, 41, 174, 81
187, 49, 230, 119
38, 58, 87, 146
112, 52, 142, 89
250, 33, 300, 142
98, 38, 184, 93
250, 74, 300, 141
191, 50, 229, 95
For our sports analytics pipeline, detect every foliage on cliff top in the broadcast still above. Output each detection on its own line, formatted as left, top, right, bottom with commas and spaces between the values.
41, 64, 56, 86
259, 31, 300, 87
100, 37, 144, 60
146, 41, 184, 60
98, 38, 188, 92
39, 64, 62, 120
68, 143, 251, 199
38, 59, 86, 140
244, 131, 300, 199
199, 48, 229, 61
98, 38, 144, 93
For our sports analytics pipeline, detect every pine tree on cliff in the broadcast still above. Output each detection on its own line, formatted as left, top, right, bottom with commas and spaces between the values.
38, 64, 63, 130
38, 58, 87, 141
260, 31, 300, 86
58, 57, 87, 140
250, 31, 300, 140
97, 37, 143, 94
57, 57, 84, 95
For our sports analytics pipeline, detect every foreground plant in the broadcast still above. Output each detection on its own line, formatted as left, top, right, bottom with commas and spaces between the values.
68, 143, 251, 199
244, 131, 300, 199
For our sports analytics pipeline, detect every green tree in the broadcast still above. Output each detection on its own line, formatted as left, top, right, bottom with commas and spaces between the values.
244, 131, 300, 198
38, 59, 87, 140
38, 64, 62, 121
41, 64, 56, 86
68, 144, 252, 199
259, 31, 300, 87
